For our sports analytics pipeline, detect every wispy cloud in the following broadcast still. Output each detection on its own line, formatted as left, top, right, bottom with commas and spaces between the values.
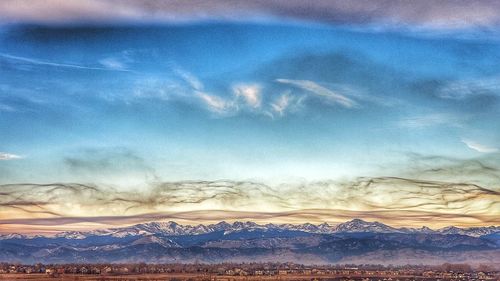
276, 79, 357, 108
462, 139, 499, 153
174, 69, 236, 115
439, 76, 500, 100
98, 57, 128, 71
233, 83, 262, 108
398, 113, 466, 128
269, 92, 305, 118
175, 70, 267, 116
0, 152, 22, 160
175, 69, 204, 91
196, 92, 234, 114
270, 93, 291, 116
0, 53, 130, 71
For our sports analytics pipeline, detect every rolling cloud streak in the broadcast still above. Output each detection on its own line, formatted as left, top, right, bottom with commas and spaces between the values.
1, 177, 498, 232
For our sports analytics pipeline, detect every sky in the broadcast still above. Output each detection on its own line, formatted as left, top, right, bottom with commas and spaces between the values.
0, 0, 499, 233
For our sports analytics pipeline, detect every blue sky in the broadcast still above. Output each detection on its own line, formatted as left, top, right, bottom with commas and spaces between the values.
1, 23, 499, 186
0, 1, 499, 230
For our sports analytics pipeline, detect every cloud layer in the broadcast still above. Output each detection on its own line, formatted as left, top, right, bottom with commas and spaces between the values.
1, 176, 498, 232
2, 0, 500, 32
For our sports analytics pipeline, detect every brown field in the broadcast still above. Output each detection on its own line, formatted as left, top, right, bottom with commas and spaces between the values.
0, 273, 456, 281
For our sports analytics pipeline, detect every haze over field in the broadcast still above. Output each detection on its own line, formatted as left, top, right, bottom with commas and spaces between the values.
0, 0, 499, 237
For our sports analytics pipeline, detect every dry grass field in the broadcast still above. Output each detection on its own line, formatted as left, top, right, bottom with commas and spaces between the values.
0, 273, 309, 281
0, 273, 441, 281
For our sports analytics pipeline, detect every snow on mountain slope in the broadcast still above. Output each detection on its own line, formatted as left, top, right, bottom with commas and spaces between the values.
2, 219, 498, 240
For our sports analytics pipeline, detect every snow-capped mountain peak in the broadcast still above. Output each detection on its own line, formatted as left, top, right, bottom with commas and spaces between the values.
23, 219, 499, 240
333, 219, 401, 233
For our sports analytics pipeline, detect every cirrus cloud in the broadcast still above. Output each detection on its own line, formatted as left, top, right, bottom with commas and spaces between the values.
462, 139, 499, 153
276, 79, 357, 108
0, 152, 22, 160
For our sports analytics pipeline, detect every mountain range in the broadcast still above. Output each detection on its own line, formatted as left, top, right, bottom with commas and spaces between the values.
1, 219, 499, 266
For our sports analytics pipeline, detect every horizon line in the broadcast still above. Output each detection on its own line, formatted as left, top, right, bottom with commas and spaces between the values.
2, 217, 499, 236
